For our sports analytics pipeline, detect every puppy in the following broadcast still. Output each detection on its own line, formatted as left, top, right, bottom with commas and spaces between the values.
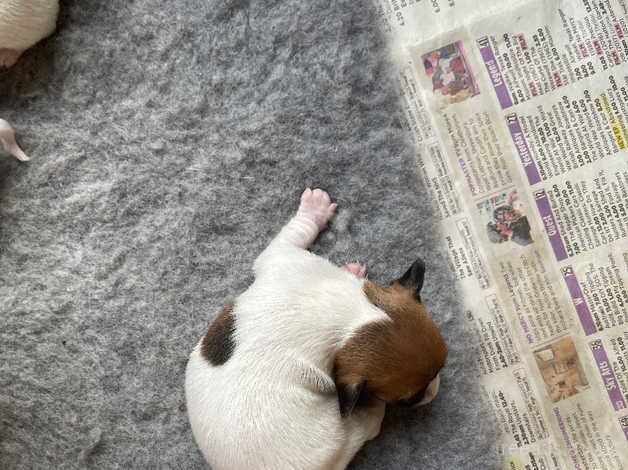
185, 188, 447, 470
0, 0, 59, 68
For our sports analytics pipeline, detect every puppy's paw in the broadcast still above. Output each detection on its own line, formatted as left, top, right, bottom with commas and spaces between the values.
0, 49, 21, 68
341, 262, 367, 279
0, 119, 29, 161
297, 188, 337, 229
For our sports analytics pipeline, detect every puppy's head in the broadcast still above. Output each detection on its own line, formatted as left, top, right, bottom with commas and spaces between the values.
333, 259, 447, 416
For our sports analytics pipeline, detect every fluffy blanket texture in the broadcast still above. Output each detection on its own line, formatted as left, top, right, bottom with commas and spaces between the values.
0, 0, 498, 468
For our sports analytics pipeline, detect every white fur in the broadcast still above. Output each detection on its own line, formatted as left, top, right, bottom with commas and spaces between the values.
185, 190, 388, 469
0, 0, 59, 51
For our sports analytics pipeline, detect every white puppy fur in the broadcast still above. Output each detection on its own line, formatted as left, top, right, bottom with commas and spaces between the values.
0, 0, 59, 67
185, 189, 440, 469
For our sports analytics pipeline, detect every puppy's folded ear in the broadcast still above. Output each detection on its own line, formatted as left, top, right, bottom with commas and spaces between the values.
335, 379, 367, 417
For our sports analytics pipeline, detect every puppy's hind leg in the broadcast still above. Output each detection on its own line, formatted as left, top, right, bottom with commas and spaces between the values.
254, 188, 337, 273
274, 188, 337, 249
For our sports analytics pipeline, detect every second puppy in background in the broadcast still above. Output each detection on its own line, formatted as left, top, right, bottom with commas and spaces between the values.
0, 0, 59, 68
0, 119, 29, 161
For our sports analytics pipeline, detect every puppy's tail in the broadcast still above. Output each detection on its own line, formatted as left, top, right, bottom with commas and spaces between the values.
0, 118, 29, 162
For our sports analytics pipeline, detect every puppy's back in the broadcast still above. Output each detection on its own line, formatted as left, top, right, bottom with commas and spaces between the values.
184, 250, 378, 469
185, 333, 347, 469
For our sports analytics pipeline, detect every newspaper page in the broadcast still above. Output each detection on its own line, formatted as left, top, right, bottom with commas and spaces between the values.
377, 0, 628, 468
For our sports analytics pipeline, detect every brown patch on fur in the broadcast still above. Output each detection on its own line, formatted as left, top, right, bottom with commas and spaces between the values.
334, 281, 446, 403
200, 301, 236, 366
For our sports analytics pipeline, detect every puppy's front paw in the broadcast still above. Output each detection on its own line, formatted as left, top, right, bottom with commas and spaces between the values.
341, 263, 367, 279
297, 188, 337, 230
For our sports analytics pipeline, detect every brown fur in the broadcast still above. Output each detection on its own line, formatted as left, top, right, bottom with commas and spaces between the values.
200, 301, 236, 366
334, 281, 446, 403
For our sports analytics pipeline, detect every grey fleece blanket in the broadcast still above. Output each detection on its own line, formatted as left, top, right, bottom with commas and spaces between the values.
0, 0, 499, 468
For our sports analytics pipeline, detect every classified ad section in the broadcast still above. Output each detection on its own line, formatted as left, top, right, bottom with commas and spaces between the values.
473, 0, 628, 108
378, 0, 628, 468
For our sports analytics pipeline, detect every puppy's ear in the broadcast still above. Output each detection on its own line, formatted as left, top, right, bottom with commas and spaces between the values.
395, 258, 425, 301
335, 379, 367, 417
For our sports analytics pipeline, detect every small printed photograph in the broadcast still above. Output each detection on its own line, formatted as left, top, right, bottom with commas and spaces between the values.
477, 190, 533, 247
422, 41, 480, 104
534, 336, 589, 403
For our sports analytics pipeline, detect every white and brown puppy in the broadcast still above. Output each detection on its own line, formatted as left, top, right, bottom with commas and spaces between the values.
0, 0, 59, 68
185, 188, 447, 470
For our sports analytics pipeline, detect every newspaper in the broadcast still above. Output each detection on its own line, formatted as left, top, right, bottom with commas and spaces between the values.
376, 0, 628, 468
